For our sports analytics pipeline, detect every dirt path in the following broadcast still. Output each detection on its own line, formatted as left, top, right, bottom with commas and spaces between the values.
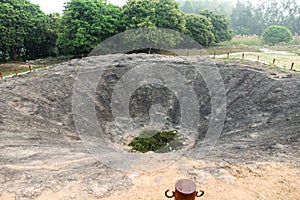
1, 159, 299, 200
102, 160, 300, 200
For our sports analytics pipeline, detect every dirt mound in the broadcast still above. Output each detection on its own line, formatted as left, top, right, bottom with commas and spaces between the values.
0, 54, 299, 199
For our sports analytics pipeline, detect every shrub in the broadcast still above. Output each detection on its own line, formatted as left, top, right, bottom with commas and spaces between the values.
185, 14, 215, 46
128, 130, 182, 153
262, 25, 293, 45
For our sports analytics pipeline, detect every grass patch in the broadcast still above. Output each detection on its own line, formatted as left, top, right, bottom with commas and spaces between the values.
206, 46, 261, 55
288, 35, 300, 46
218, 52, 300, 71
0, 64, 44, 77
128, 130, 182, 153
217, 35, 266, 47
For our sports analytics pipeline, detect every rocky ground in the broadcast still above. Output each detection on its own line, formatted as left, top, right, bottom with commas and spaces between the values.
0, 54, 299, 199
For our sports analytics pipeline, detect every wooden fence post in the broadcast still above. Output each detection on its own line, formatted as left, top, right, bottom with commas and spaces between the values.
15, 68, 18, 77
291, 63, 295, 70
213, 52, 216, 59
29, 65, 32, 72
257, 56, 260, 62
227, 52, 229, 59
272, 59, 276, 66
0, 72, 2, 79
242, 53, 245, 60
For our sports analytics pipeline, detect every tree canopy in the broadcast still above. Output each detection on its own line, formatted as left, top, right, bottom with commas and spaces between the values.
122, 0, 186, 32
231, 0, 300, 35
56, 0, 121, 55
184, 14, 215, 46
178, 0, 234, 17
0, 0, 56, 61
0, 0, 235, 61
199, 10, 232, 43
262, 25, 293, 45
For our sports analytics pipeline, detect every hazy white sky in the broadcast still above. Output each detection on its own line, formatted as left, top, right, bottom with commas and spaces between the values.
29, 0, 252, 14
29, 0, 127, 14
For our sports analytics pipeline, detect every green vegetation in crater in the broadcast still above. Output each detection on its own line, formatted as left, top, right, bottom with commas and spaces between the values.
128, 129, 183, 153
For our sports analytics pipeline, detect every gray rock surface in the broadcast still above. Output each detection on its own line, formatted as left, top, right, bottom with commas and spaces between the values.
0, 54, 299, 199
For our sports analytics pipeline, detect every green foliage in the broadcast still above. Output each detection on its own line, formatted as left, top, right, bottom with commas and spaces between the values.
217, 35, 265, 46
129, 130, 181, 153
231, 0, 300, 36
262, 25, 293, 45
0, 0, 239, 61
0, 0, 56, 61
121, 0, 186, 49
185, 14, 215, 46
122, 0, 186, 31
230, 1, 264, 35
288, 35, 300, 45
199, 10, 232, 43
57, 0, 121, 55
178, 0, 234, 17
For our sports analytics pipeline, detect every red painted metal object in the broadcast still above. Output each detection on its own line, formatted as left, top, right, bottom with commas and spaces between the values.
165, 179, 204, 200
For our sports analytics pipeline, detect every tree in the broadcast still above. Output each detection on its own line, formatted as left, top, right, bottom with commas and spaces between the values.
185, 14, 215, 46
23, 3, 56, 59
0, 0, 56, 61
178, 0, 235, 17
199, 10, 232, 43
120, 0, 186, 50
57, 0, 121, 55
262, 25, 293, 45
230, 1, 263, 35
122, 0, 186, 32
230, 0, 300, 36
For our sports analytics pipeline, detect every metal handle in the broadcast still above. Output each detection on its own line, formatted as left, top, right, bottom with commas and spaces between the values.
196, 190, 204, 198
165, 189, 175, 198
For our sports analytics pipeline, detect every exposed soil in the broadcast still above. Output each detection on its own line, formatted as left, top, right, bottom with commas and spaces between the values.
0, 54, 299, 199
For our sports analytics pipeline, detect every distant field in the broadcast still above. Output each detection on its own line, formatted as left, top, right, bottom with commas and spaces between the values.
215, 48, 300, 71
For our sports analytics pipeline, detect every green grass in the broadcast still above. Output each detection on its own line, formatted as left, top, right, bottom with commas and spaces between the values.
206, 46, 261, 55
128, 130, 182, 153
218, 52, 300, 71
0, 64, 44, 77
217, 35, 266, 47
288, 35, 300, 45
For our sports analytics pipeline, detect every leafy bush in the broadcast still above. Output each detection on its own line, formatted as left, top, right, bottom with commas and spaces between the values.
199, 10, 233, 43
129, 130, 182, 153
262, 25, 293, 45
185, 14, 215, 46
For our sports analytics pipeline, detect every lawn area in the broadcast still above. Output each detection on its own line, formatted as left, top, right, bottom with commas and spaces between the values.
0, 63, 44, 77
215, 49, 300, 71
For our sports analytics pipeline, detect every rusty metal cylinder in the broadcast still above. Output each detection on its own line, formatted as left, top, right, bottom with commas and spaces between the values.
165, 179, 204, 200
